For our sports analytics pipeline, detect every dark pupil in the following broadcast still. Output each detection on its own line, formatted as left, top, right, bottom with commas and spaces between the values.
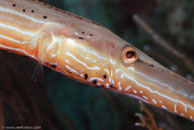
126, 51, 135, 58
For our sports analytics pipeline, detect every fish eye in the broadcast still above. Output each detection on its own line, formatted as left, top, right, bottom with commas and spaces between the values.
122, 46, 137, 64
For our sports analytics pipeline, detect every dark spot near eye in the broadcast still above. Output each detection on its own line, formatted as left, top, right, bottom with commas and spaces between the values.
90, 34, 93, 36
103, 75, 107, 79
101, 85, 104, 88
43, 16, 47, 19
126, 51, 135, 58
82, 32, 85, 34
51, 64, 56, 69
112, 45, 115, 48
12, 4, 16, 7
84, 74, 88, 80
31, 10, 34, 13
93, 80, 97, 84
137, 59, 143, 63
78, 37, 84, 40
149, 64, 154, 67
23, 9, 26, 12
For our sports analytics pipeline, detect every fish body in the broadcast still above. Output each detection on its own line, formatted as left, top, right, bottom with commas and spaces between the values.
0, 0, 194, 121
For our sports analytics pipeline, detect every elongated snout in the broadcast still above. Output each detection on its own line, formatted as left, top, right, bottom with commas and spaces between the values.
121, 51, 194, 120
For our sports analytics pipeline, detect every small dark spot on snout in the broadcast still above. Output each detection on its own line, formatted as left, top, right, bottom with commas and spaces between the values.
84, 74, 88, 80
137, 59, 155, 68
149, 64, 154, 67
137, 59, 143, 63
12, 4, 16, 7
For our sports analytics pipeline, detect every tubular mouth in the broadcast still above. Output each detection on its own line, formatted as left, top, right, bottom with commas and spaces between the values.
131, 58, 194, 100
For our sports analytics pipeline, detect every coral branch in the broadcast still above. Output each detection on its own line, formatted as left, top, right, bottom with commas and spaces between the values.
133, 14, 194, 71
135, 101, 162, 130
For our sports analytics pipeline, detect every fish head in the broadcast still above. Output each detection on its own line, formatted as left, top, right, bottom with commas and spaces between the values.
50, 20, 194, 106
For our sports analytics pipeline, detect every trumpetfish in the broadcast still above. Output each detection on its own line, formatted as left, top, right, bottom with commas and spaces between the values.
0, 0, 194, 121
